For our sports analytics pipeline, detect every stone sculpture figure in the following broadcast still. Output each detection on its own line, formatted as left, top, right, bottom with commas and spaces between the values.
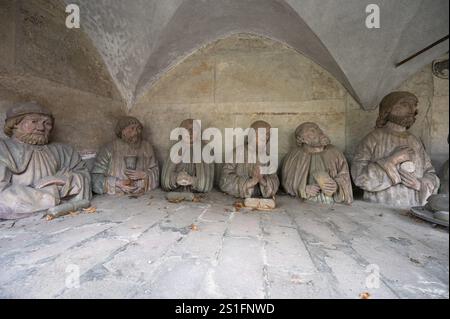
439, 160, 449, 195
281, 122, 353, 204
439, 135, 449, 195
219, 120, 279, 199
0, 101, 91, 219
161, 119, 214, 194
351, 91, 439, 207
92, 116, 159, 195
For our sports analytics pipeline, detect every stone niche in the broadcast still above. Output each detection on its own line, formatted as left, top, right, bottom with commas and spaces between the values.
1, 30, 448, 172
132, 34, 449, 170
0, 0, 124, 153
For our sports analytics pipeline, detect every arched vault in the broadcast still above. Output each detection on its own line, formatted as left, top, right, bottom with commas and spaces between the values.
68, 0, 449, 110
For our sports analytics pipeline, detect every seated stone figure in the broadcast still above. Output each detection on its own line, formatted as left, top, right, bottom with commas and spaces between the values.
281, 122, 353, 204
439, 159, 449, 195
439, 135, 448, 195
0, 102, 91, 219
92, 116, 159, 195
219, 120, 279, 200
161, 119, 214, 194
352, 91, 439, 207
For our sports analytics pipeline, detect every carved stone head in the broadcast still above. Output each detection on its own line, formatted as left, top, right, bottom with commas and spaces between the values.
295, 122, 330, 148
4, 101, 54, 145
249, 120, 271, 148
376, 91, 418, 129
115, 116, 143, 145
179, 119, 201, 145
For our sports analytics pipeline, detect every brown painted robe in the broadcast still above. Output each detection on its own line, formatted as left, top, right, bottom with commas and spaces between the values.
0, 138, 91, 219
351, 127, 439, 207
92, 138, 159, 195
281, 144, 353, 204
219, 144, 279, 198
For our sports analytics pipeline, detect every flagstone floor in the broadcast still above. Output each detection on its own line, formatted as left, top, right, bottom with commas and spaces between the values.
0, 190, 448, 299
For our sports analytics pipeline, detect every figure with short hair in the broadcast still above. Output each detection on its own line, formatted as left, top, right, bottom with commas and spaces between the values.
351, 91, 439, 207
161, 119, 214, 194
92, 116, 159, 195
219, 120, 279, 199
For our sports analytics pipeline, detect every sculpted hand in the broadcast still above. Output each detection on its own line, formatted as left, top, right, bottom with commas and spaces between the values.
305, 185, 321, 198
35, 176, 67, 189
399, 169, 421, 191
246, 177, 259, 190
116, 179, 138, 193
253, 165, 268, 186
125, 169, 147, 181
389, 146, 415, 165
176, 171, 194, 186
321, 179, 338, 195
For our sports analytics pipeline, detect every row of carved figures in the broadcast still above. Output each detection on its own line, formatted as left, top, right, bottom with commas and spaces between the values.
0, 91, 448, 220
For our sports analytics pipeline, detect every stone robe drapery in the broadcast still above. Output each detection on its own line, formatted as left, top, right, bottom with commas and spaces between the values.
0, 138, 91, 219
91, 138, 159, 195
351, 127, 439, 207
161, 147, 214, 193
281, 145, 353, 204
439, 160, 448, 194
219, 145, 279, 198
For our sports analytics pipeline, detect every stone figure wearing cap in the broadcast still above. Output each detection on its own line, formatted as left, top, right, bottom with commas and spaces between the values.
281, 122, 353, 205
92, 116, 159, 195
0, 102, 91, 219
351, 91, 439, 207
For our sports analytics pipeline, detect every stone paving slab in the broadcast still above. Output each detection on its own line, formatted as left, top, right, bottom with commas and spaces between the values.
0, 190, 448, 299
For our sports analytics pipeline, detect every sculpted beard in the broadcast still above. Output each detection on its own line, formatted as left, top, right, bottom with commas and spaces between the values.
301, 134, 330, 147
14, 128, 49, 145
388, 112, 416, 129
122, 132, 141, 144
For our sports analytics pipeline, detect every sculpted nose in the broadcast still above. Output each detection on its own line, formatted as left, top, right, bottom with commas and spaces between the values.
36, 123, 45, 131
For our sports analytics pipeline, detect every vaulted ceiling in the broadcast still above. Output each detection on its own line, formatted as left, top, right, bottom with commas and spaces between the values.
50, 0, 450, 109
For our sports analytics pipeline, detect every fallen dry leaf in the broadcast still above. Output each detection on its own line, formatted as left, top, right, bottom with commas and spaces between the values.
192, 196, 202, 203
46, 215, 54, 221
359, 292, 371, 299
233, 201, 244, 212
291, 275, 303, 284
69, 211, 79, 217
82, 206, 97, 214
167, 198, 183, 203
190, 224, 199, 231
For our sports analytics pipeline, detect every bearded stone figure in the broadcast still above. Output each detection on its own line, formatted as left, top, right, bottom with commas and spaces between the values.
92, 116, 159, 195
281, 122, 353, 205
351, 91, 439, 207
219, 120, 279, 199
0, 102, 91, 219
161, 119, 214, 193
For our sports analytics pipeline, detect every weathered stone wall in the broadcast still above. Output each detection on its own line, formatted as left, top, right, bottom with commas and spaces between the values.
1, 18, 448, 173
0, 78, 123, 151
132, 34, 449, 170
0, 0, 124, 151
